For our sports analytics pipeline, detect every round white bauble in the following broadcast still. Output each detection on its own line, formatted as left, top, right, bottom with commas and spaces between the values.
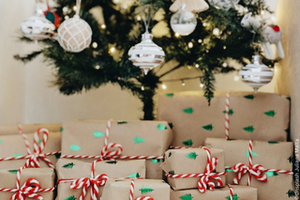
170, 4, 197, 36
239, 55, 273, 93
128, 32, 165, 75
21, 16, 55, 41
57, 16, 92, 53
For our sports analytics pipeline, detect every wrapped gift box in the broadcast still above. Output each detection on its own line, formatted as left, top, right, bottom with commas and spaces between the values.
56, 158, 146, 200
0, 168, 55, 200
61, 120, 173, 179
171, 185, 257, 200
0, 123, 61, 135
0, 131, 61, 169
158, 91, 289, 147
101, 179, 170, 200
160, 147, 226, 190
205, 138, 294, 200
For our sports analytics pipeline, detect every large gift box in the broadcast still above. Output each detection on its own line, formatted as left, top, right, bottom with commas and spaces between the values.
0, 168, 55, 200
60, 120, 173, 178
0, 123, 61, 135
158, 91, 290, 147
0, 128, 61, 169
205, 138, 294, 200
170, 185, 257, 200
101, 179, 170, 200
56, 158, 146, 200
160, 147, 226, 190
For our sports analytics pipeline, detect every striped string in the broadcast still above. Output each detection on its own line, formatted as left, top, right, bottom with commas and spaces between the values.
129, 178, 154, 200
225, 90, 231, 139
228, 184, 234, 200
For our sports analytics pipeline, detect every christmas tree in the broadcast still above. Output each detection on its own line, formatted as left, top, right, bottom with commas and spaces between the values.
15, 0, 277, 120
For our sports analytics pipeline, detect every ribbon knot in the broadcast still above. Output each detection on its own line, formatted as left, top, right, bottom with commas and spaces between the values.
98, 142, 123, 161
197, 156, 224, 193
70, 174, 108, 200
232, 163, 267, 185
10, 178, 43, 200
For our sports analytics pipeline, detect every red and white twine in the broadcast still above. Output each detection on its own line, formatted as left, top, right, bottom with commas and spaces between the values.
228, 184, 234, 200
129, 178, 154, 200
230, 140, 293, 186
225, 90, 231, 139
165, 147, 226, 193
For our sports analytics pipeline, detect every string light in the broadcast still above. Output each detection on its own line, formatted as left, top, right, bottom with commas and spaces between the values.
62, 6, 68, 13
188, 42, 193, 48
222, 62, 228, 67
200, 83, 204, 88
73, 5, 77, 11
64, 16, 69, 20
223, 46, 227, 50
101, 24, 106, 29
110, 47, 116, 53
181, 80, 185, 86
203, 22, 207, 27
123, 5, 128, 9
92, 42, 98, 48
162, 84, 167, 89
175, 33, 180, 38
141, 86, 145, 91
271, 15, 277, 23
195, 64, 199, 68
137, 16, 141, 21
244, 8, 249, 13
234, 75, 240, 81
198, 39, 202, 43
94, 65, 100, 70
261, 10, 265, 15
213, 28, 220, 36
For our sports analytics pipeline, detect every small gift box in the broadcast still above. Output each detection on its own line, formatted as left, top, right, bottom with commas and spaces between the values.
205, 138, 294, 200
160, 147, 226, 191
60, 120, 173, 179
158, 91, 289, 147
0, 167, 55, 200
170, 185, 257, 200
101, 178, 170, 200
56, 158, 146, 200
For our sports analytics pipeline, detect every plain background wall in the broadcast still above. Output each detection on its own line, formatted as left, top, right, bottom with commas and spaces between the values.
0, 0, 278, 124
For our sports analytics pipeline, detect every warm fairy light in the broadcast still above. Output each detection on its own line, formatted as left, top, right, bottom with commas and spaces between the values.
62, 6, 68, 13
244, 8, 249, 13
110, 47, 116, 53
181, 80, 185, 86
198, 39, 202, 43
213, 28, 220, 36
141, 86, 145, 91
64, 16, 69, 20
73, 5, 77, 11
175, 33, 180, 38
234, 75, 240, 81
123, 5, 128, 9
94, 65, 100, 70
261, 10, 265, 15
188, 42, 193, 48
92, 42, 98, 48
203, 22, 207, 27
222, 62, 228, 67
223, 46, 227, 50
137, 16, 142, 21
200, 83, 204, 88
101, 24, 106, 29
195, 64, 199, 68
113, 0, 120, 3
162, 84, 167, 89
271, 15, 277, 23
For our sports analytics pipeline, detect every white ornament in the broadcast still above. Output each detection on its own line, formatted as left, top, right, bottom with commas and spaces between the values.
57, 15, 92, 53
170, 0, 209, 13
239, 55, 273, 93
128, 31, 165, 75
241, 12, 284, 59
208, 0, 239, 11
170, 3, 197, 36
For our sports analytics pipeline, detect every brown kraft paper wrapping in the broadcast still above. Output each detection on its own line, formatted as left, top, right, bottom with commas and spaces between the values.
160, 148, 226, 190
0, 168, 55, 200
170, 185, 257, 200
0, 132, 61, 169
61, 120, 173, 179
205, 138, 294, 200
0, 123, 61, 135
56, 158, 146, 200
158, 91, 289, 147
101, 179, 170, 200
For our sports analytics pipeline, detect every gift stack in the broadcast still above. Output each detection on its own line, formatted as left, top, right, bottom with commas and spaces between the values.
158, 91, 295, 200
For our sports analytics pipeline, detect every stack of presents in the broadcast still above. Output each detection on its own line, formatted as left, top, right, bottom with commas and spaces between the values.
0, 91, 296, 200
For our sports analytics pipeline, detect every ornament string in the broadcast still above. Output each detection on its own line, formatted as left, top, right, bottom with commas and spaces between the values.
165, 147, 226, 193
129, 178, 154, 200
141, 5, 152, 33
225, 90, 231, 140
0, 123, 60, 168
227, 184, 234, 200
75, 0, 82, 17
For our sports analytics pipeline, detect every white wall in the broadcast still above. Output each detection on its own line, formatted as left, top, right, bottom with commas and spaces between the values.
0, 0, 278, 124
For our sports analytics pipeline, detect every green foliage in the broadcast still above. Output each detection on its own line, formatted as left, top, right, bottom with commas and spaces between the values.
14, 0, 276, 119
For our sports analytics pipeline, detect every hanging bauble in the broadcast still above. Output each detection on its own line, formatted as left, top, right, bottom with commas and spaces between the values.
207, 0, 239, 11
239, 55, 273, 93
170, 0, 209, 13
170, 3, 197, 36
44, 7, 60, 29
128, 31, 165, 75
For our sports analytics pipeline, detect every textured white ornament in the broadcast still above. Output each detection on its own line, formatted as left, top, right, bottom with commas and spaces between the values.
208, 0, 239, 11
57, 15, 92, 53
170, 3, 197, 36
239, 55, 273, 93
128, 31, 165, 75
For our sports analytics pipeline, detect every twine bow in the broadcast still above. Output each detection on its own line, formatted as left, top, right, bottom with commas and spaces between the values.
232, 163, 267, 185
10, 178, 43, 200
70, 174, 108, 200
197, 147, 224, 193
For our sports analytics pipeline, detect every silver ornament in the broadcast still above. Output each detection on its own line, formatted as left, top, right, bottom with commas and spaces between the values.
128, 31, 165, 75
239, 55, 273, 93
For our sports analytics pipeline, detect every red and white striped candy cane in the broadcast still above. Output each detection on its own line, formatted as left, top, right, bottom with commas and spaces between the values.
225, 90, 231, 139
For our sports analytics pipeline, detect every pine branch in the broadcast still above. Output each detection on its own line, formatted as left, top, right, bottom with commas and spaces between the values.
14, 51, 43, 63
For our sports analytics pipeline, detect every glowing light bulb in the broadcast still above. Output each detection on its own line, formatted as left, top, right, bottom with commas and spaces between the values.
222, 62, 228, 67
64, 16, 69, 20
73, 6, 77, 11
181, 80, 185, 86
223, 46, 227, 50
175, 33, 180, 38
101, 24, 106, 29
162, 84, 167, 89
271, 15, 277, 23
200, 83, 204, 88
137, 16, 141, 21
195, 64, 199, 68
92, 42, 98, 48
244, 8, 249, 13
188, 42, 193, 48
203, 22, 207, 27
213, 28, 220, 36
62, 6, 68, 13
110, 47, 116, 53
198, 39, 202, 43
123, 5, 128, 9
261, 10, 265, 15
94, 65, 100, 70
234, 75, 240, 81
141, 86, 145, 91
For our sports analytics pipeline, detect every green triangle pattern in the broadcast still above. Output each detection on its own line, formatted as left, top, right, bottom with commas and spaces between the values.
134, 136, 145, 144
0, 141, 3, 143
268, 141, 278, 144
288, 156, 294, 163
64, 195, 76, 200
202, 124, 213, 131
225, 168, 233, 172
93, 131, 105, 138
266, 171, 278, 177
62, 162, 74, 169
139, 186, 154, 194
127, 172, 140, 178
245, 151, 258, 158
244, 95, 254, 100
165, 93, 174, 97
152, 159, 162, 164
225, 194, 239, 200
70, 144, 81, 151
185, 152, 198, 160
157, 124, 167, 130
179, 194, 193, 200
117, 121, 128, 124
264, 110, 276, 117
182, 139, 193, 147
183, 107, 193, 114
8, 170, 18, 174
243, 126, 254, 133
286, 189, 295, 198
169, 170, 175, 175
60, 127, 64, 132
223, 109, 234, 115
13, 153, 23, 157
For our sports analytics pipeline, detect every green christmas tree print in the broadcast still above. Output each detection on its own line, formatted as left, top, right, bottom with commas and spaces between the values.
244, 95, 254, 100
202, 124, 213, 131
223, 109, 234, 115
245, 151, 258, 158
185, 152, 198, 160
179, 194, 193, 200
62, 163, 74, 169
243, 126, 254, 133
117, 121, 128, 124
286, 189, 295, 198
264, 110, 276, 117
106, 161, 117, 164
8, 170, 18, 174
13, 153, 23, 157
157, 124, 167, 130
54, 152, 61, 159
183, 108, 193, 114
0, 140, 3, 143
182, 139, 193, 147
64, 195, 76, 200
169, 170, 175, 175
93, 131, 105, 138
139, 186, 154, 194
70, 144, 81, 151
60, 127, 64, 132
165, 93, 174, 97
127, 172, 140, 178
225, 194, 239, 200
265, 171, 278, 177
268, 141, 278, 144
134, 136, 145, 144
288, 156, 294, 163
